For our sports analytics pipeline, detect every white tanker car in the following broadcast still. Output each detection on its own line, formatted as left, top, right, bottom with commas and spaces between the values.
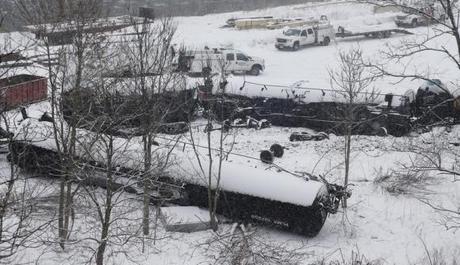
9, 118, 349, 236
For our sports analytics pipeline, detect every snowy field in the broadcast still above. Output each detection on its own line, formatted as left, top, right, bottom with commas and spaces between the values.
174, 1, 460, 95
2, 1, 460, 264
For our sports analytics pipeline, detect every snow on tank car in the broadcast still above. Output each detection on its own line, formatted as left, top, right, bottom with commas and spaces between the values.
9, 118, 348, 237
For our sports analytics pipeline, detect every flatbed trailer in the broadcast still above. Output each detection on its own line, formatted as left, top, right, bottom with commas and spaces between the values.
335, 26, 413, 39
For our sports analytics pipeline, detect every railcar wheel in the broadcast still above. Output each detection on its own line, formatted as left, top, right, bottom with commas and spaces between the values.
270, 144, 284, 158
260, 150, 274, 164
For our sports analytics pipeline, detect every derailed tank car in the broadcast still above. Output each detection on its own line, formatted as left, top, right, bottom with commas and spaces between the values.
9, 119, 349, 237
201, 78, 460, 136
200, 79, 413, 136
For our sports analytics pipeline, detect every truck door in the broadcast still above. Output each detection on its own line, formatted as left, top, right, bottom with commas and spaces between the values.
307, 28, 315, 44
300, 30, 308, 45
235, 53, 251, 72
224, 52, 236, 73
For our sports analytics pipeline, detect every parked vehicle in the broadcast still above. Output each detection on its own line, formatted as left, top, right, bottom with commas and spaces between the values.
275, 16, 334, 51
395, 3, 446, 27
174, 48, 265, 76
335, 25, 413, 39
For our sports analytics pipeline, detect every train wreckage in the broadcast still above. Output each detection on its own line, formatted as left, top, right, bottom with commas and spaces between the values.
200, 78, 460, 137
5, 73, 459, 237
9, 119, 350, 237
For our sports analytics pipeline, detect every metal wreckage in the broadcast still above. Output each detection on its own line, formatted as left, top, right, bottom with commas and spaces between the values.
9, 119, 350, 237
200, 78, 460, 137
7, 75, 459, 237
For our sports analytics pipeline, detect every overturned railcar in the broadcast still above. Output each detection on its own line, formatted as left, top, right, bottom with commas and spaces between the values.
9, 119, 347, 237
201, 80, 412, 136
201, 79, 460, 136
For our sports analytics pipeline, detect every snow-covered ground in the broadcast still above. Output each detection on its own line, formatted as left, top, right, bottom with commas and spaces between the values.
174, 1, 460, 95
2, 1, 460, 264
3, 105, 460, 264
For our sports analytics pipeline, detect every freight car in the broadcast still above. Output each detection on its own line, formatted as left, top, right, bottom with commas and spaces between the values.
9, 119, 350, 237
0, 74, 47, 109
200, 79, 460, 136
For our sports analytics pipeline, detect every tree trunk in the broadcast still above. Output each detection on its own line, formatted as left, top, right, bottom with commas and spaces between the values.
206, 120, 218, 231
96, 136, 114, 265
64, 179, 72, 239
58, 174, 66, 249
142, 134, 152, 237
343, 126, 351, 208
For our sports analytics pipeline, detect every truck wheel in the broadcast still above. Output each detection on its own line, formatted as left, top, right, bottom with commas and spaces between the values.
411, 19, 417, 28
292, 42, 299, 51
249, 65, 260, 76
322, 37, 330, 46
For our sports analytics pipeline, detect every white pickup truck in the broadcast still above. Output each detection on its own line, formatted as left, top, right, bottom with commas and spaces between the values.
275, 19, 335, 51
175, 48, 265, 76
395, 3, 446, 27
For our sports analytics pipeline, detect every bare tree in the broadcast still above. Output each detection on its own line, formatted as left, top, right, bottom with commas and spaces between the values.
201, 224, 311, 265
389, 131, 460, 231
14, 0, 107, 248
366, 0, 460, 80
0, 113, 55, 264
185, 53, 236, 232
0, 10, 5, 31
77, 93, 135, 265
116, 15, 185, 240
363, 0, 460, 229
329, 48, 376, 208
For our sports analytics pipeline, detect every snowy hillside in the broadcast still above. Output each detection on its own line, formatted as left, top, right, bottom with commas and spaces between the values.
1, 1, 460, 265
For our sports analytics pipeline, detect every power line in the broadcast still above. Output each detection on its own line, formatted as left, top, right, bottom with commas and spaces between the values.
240, 81, 409, 99
153, 133, 310, 181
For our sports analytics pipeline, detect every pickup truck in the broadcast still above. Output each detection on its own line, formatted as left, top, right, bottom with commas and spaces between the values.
395, 4, 446, 27
275, 22, 335, 51
175, 48, 265, 76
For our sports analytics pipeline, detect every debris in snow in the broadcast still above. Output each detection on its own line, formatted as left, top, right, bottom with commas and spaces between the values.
289, 131, 329, 142
160, 206, 211, 233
